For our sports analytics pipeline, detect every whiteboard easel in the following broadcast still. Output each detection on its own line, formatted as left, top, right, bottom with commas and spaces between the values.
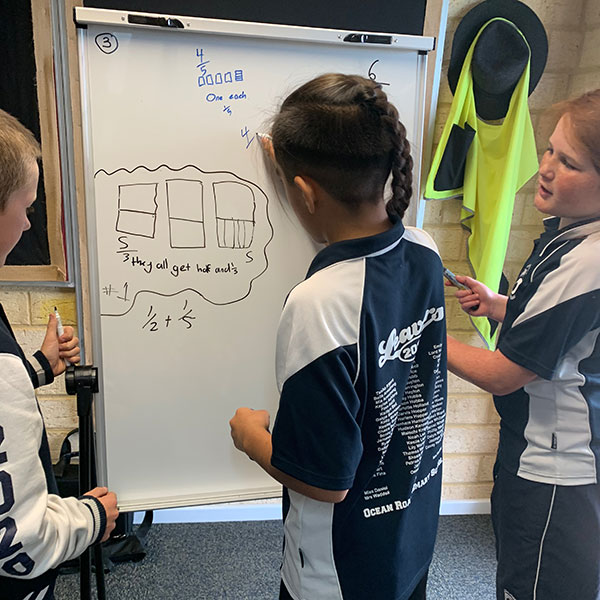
76, 7, 433, 511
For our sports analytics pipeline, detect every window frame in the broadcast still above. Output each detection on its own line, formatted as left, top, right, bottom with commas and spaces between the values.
0, 0, 72, 283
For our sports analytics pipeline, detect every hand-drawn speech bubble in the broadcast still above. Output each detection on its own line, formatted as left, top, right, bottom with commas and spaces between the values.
93, 165, 273, 316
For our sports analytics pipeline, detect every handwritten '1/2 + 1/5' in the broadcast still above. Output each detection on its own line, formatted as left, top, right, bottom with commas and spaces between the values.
143, 300, 196, 332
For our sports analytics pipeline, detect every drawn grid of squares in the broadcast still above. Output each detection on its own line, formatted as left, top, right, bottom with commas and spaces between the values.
115, 178, 256, 249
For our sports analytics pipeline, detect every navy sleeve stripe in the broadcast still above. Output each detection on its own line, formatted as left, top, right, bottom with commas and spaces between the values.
29, 351, 54, 389
79, 496, 107, 544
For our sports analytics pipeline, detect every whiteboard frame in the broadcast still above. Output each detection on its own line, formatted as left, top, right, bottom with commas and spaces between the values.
76, 9, 433, 511
75, 7, 434, 52
77, 28, 110, 493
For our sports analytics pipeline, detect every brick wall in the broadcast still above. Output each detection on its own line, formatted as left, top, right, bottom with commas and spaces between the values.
571, 0, 600, 96
425, 0, 595, 501
3, 0, 599, 501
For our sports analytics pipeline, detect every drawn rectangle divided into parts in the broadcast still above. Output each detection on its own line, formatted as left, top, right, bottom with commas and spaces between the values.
116, 183, 158, 238
167, 179, 206, 248
214, 181, 255, 249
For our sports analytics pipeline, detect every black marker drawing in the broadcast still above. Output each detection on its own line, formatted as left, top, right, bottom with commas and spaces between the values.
142, 305, 158, 331
95, 33, 119, 55
213, 181, 255, 249
166, 179, 206, 249
178, 299, 195, 329
93, 164, 273, 316
368, 60, 390, 86
116, 183, 158, 238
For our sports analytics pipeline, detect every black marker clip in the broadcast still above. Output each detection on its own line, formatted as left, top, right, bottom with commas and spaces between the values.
343, 33, 392, 45
128, 14, 184, 28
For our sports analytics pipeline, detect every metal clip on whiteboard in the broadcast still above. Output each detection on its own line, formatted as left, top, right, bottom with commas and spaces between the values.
128, 14, 184, 28
343, 33, 393, 44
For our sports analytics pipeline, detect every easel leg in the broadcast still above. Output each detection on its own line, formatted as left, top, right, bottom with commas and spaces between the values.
91, 430, 107, 600
66, 366, 107, 600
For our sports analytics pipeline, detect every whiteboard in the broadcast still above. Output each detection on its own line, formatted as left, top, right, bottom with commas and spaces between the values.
76, 7, 432, 511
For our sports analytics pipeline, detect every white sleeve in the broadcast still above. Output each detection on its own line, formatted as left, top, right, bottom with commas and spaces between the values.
0, 353, 104, 579
402, 226, 441, 256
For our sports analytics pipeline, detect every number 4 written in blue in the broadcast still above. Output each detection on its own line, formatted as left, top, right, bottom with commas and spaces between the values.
241, 126, 255, 149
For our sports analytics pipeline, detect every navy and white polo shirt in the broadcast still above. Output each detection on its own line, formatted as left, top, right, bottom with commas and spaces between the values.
496, 216, 600, 485
271, 218, 447, 600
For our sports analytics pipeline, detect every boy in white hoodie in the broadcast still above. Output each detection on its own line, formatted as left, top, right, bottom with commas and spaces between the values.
0, 108, 118, 600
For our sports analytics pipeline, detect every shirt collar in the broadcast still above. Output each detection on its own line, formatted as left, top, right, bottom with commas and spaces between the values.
542, 215, 600, 236
306, 216, 405, 278
538, 215, 600, 255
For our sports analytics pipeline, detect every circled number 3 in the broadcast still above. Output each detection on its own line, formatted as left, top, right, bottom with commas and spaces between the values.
95, 33, 119, 55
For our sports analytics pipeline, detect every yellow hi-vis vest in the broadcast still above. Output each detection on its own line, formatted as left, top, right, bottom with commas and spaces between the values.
425, 18, 538, 349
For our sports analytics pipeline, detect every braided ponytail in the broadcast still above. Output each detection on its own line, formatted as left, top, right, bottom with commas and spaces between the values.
387, 120, 413, 219
369, 86, 413, 219
271, 73, 413, 218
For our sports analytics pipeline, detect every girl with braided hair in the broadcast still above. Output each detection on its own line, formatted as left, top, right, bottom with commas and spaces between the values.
230, 74, 447, 600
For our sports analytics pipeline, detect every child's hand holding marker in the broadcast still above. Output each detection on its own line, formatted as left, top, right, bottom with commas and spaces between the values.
443, 267, 470, 291
443, 268, 480, 314
443, 267, 510, 319
257, 132, 289, 201
256, 131, 273, 152
40, 307, 81, 376
257, 132, 276, 165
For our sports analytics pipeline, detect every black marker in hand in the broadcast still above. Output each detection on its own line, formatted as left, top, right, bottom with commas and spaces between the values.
443, 268, 480, 312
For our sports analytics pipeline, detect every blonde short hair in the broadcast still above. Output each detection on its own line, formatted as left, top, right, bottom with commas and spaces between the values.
0, 109, 41, 211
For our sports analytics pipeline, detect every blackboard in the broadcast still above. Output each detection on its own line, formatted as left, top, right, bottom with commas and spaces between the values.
83, 0, 427, 37
76, 7, 433, 511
